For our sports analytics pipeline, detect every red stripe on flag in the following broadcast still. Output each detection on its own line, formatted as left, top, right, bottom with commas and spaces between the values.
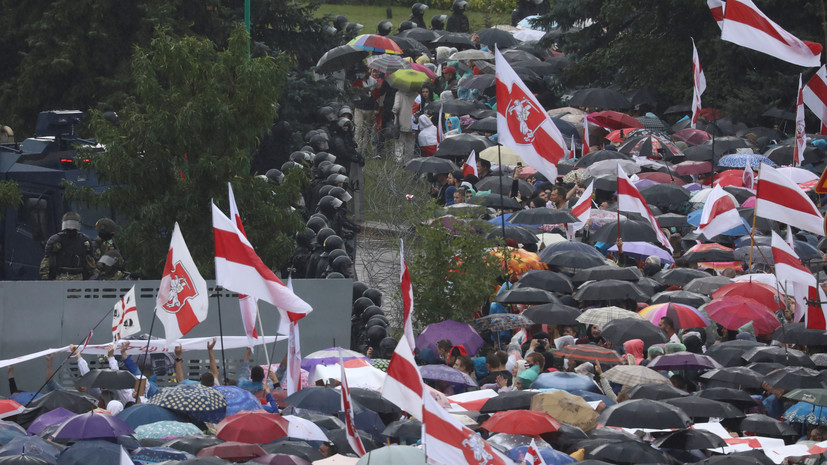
757, 179, 821, 216
214, 228, 286, 286
571, 200, 589, 217
386, 353, 424, 396
806, 73, 827, 112
700, 196, 737, 228
775, 247, 810, 273
726, 0, 798, 47
808, 286, 827, 330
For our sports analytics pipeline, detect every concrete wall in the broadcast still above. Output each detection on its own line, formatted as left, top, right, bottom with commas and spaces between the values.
0, 279, 351, 395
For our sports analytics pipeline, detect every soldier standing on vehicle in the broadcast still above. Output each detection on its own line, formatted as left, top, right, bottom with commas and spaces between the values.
40, 212, 95, 280
92, 218, 125, 280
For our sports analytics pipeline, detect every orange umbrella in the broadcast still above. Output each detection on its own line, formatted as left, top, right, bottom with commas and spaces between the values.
488, 247, 548, 277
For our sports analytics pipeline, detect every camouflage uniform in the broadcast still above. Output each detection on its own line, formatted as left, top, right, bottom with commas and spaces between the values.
40, 213, 95, 280
92, 218, 124, 280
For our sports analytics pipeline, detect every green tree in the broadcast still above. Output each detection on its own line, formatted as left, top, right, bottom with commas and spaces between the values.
0, 181, 21, 218
67, 25, 303, 279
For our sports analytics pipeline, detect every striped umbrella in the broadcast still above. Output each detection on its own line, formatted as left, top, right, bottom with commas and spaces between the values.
638, 303, 710, 329
366, 54, 411, 74
576, 306, 644, 328
556, 344, 623, 364
348, 34, 403, 54
603, 365, 669, 386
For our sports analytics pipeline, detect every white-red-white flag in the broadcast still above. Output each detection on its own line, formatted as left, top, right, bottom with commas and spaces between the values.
794, 74, 807, 166
422, 393, 512, 465
462, 150, 479, 178
212, 203, 313, 334
720, 0, 822, 67
582, 116, 591, 157
803, 66, 827, 134
400, 240, 415, 348
566, 181, 594, 241
807, 285, 827, 329
381, 334, 425, 420
155, 223, 209, 344
496, 47, 567, 183
755, 164, 824, 236
617, 166, 673, 251
772, 231, 816, 322
524, 438, 548, 465
339, 350, 366, 457
691, 39, 706, 129
743, 162, 755, 190
569, 135, 577, 161
694, 185, 743, 239
436, 106, 445, 146
285, 275, 302, 395
708, 0, 725, 29
228, 183, 260, 348
112, 286, 140, 343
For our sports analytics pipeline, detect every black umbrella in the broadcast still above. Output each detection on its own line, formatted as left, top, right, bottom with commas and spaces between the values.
627, 383, 689, 401
349, 388, 402, 416
683, 276, 732, 295
700, 367, 765, 390
396, 28, 441, 43
765, 144, 822, 165
517, 270, 574, 294
587, 441, 669, 465
438, 98, 490, 115
763, 366, 827, 391
551, 117, 582, 141
475, 27, 520, 48
573, 279, 649, 302
694, 387, 759, 410
640, 184, 691, 212
763, 107, 796, 120
683, 144, 715, 162
291, 412, 345, 431
654, 268, 710, 287
574, 149, 632, 168
163, 435, 226, 455
433, 133, 493, 158
597, 399, 692, 429
75, 369, 137, 390
656, 213, 689, 228
742, 346, 816, 368
695, 450, 777, 465
402, 156, 458, 175
600, 318, 669, 346
738, 414, 798, 438
569, 88, 631, 110
485, 225, 539, 244
705, 339, 763, 367
388, 35, 429, 56
682, 248, 736, 263
511, 60, 558, 76
17, 391, 98, 428
382, 418, 421, 439
508, 208, 578, 225
746, 362, 786, 375
665, 396, 746, 420
591, 219, 658, 244
466, 116, 498, 133
543, 250, 606, 269
469, 108, 497, 120
0, 455, 53, 465
315, 45, 370, 75
476, 176, 534, 198
572, 265, 641, 284
479, 390, 538, 413
652, 428, 727, 450
495, 287, 560, 304
283, 387, 340, 414
540, 240, 606, 260
261, 440, 324, 462
636, 277, 665, 295
327, 428, 380, 454
521, 303, 580, 325
469, 193, 522, 209
626, 88, 659, 106
771, 322, 827, 346
430, 33, 475, 50
650, 290, 709, 307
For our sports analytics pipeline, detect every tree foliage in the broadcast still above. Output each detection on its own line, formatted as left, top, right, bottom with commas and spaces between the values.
0, 181, 21, 218
66, 26, 303, 279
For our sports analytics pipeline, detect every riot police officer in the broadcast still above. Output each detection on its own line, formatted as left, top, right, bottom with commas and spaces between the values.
410, 3, 428, 28
92, 217, 125, 280
446, 0, 470, 33
40, 212, 95, 280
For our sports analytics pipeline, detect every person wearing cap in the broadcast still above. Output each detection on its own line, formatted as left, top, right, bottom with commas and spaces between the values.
435, 66, 458, 95
40, 212, 95, 280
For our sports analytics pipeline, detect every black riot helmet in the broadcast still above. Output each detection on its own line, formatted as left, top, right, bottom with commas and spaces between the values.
281, 161, 298, 173
326, 272, 345, 279
329, 186, 353, 203
318, 195, 343, 215
332, 255, 354, 276
363, 288, 383, 307
353, 282, 368, 302
327, 248, 348, 262
353, 296, 375, 316
319, 106, 337, 123
431, 15, 446, 30
314, 151, 336, 166
367, 325, 387, 345
296, 228, 315, 247
326, 173, 348, 186
265, 168, 284, 184
453, 0, 468, 12
309, 133, 330, 152
346, 22, 364, 35
398, 20, 414, 32
412, 3, 428, 16
306, 216, 328, 234
377, 20, 393, 36
333, 15, 348, 31
316, 227, 337, 245
324, 235, 345, 253
367, 314, 389, 328
362, 305, 385, 323
319, 185, 335, 198
290, 151, 312, 164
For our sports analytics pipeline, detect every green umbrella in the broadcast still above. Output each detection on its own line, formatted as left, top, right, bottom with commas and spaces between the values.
386, 69, 431, 93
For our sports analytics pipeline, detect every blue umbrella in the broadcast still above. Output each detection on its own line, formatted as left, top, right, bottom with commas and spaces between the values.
55, 440, 121, 465
0, 422, 25, 436
116, 403, 190, 430
507, 444, 577, 465
782, 402, 827, 425
9, 393, 41, 406
717, 153, 777, 169
130, 446, 193, 463
344, 402, 386, 439
568, 389, 616, 407
27, 408, 75, 436
532, 373, 600, 392
687, 209, 750, 236
0, 436, 59, 464
0, 430, 24, 445
215, 386, 262, 416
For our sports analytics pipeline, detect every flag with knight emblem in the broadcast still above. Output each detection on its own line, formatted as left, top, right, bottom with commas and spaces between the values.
155, 223, 209, 344
495, 47, 567, 183
112, 285, 141, 343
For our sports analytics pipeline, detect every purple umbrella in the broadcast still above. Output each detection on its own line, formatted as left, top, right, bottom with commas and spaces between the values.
300, 347, 371, 372
26, 407, 75, 436
415, 320, 484, 356
420, 365, 478, 387
607, 241, 674, 264
53, 412, 135, 440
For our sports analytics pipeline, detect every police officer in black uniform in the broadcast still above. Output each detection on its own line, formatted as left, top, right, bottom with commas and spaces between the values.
446, 0, 470, 33
410, 3, 428, 28
40, 212, 95, 280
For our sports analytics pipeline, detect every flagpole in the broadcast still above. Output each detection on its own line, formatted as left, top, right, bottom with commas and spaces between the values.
214, 287, 228, 384
497, 144, 509, 279
255, 307, 272, 368
136, 310, 157, 397
26, 303, 115, 406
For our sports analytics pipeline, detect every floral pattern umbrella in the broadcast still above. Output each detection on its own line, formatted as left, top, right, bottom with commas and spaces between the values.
472, 313, 533, 332
135, 421, 202, 439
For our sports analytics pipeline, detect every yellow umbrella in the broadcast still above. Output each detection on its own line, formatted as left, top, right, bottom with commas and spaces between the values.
479, 145, 525, 166
530, 390, 599, 431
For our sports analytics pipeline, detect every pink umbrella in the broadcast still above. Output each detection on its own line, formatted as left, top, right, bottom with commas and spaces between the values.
741, 196, 756, 208
410, 63, 436, 80
673, 128, 712, 146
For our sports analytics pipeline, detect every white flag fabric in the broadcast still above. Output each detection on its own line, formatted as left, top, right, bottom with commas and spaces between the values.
743, 162, 755, 190
120, 446, 134, 465
694, 185, 744, 239
400, 240, 415, 348
155, 223, 209, 344
285, 275, 302, 396
382, 334, 425, 420
566, 182, 594, 240
228, 183, 260, 348
772, 231, 816, 322
755, 164, 824, 236
708, 0, 725, 29
803, 66, 827, 134
462, 150, 479, 178
720, 0, 822, 67
339, 350, 366, 456
581, 116, 591, 157
112, 286, 140, 343
616, 166, 673, 251
212, 202, 312, 331
691, 39, 706, 129
794, 75, 807, 166
496, 47, 566, 183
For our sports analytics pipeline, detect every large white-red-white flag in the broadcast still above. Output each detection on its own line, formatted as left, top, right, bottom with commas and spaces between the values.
691, 39, 706, 130
462, 150, 479, 178
617, 166, 673, 251
112, 286, 140, 344
694, 185, 744, 239
803, 66, 827, 134
772, 231, 815, 322
285, 275, 302, 395
496, 47, 567, 183
708, 0, 725, 29
755, 164, 824, 236
422, 393, 513, 465
581, 116, 591, 157
566, 181, 594, 241
399, 240, 415, 348
212, 202, 313, 334
155, 223, 209, 344
339, 350, 366, 457
720, 0, 822, 67
228, 183, 260, 348
795, 75, 807, 166
524, 438, 548, 465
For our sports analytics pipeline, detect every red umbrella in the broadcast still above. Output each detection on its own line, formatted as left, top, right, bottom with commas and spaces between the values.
216, 411, 289, 444
197, 441, 268, 461
605, 128, 641, 143
481, 410, 561, 435
252, 454, 312, 465
673, 128, 713, 146
636, 171, 685, 185
705, 297, 780, 335
712, 281, 783, 310
674, 161, 712, 176
588, 111, 644, 130
638, 303, 710, 329
0, 399, 24, 419
712, 169, 745, 187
